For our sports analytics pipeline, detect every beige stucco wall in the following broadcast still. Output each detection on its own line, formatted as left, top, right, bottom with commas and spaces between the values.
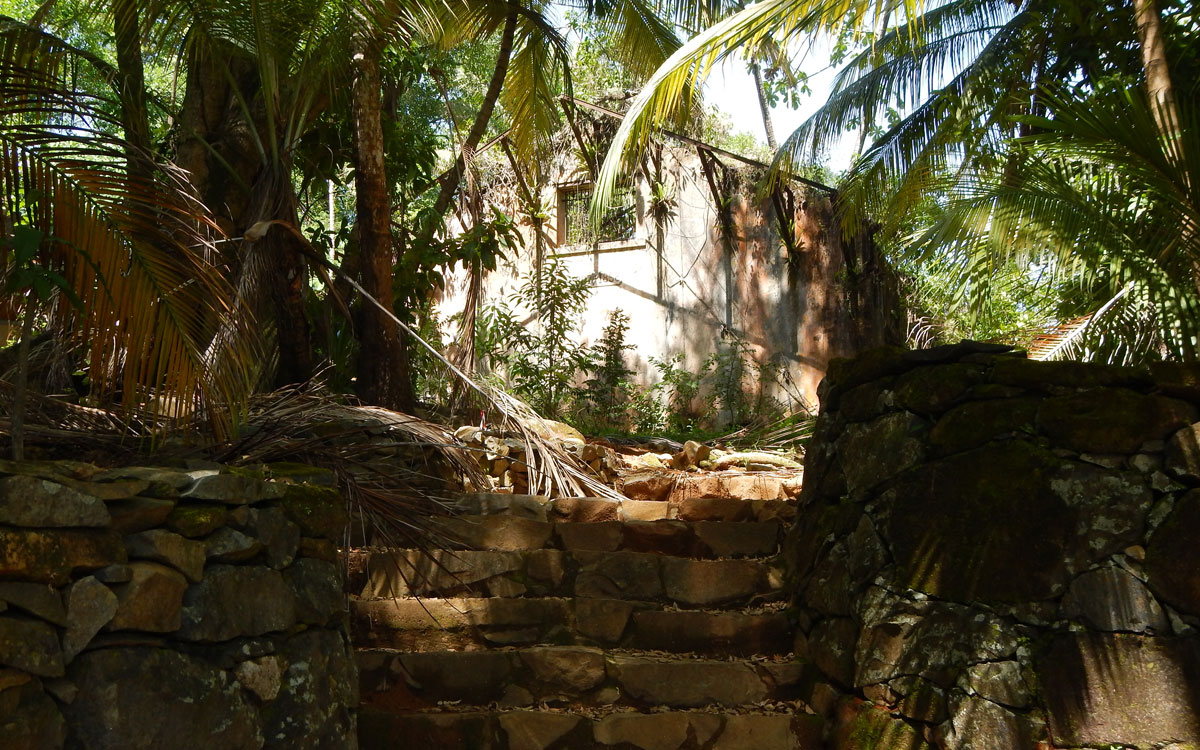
441, 145, 901, 413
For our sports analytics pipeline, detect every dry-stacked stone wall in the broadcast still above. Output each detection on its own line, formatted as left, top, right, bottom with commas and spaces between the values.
788, 342, 1200, 749
0, 460, 356, 749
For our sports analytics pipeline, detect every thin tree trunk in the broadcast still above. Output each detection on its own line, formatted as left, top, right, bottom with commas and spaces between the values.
429, 10, 518, 221
1133, 0, 1181, 150
749, 62, 777, 151
350, 15, 415, 412
10, 301, 34, 461
113, 0, 152, 180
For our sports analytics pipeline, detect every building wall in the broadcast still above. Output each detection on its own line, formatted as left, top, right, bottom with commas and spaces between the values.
447, 145, 902, 413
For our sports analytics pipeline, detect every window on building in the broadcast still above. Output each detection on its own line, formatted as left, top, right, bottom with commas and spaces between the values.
558, 183, 636, 246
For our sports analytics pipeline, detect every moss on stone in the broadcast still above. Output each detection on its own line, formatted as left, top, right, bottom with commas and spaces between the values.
884, 440, 1077, 603
279, 484, 348, 539
929, 397, 1040, 454
893, 363, 984, 415
165, 503, 229, 538
0, 528, 125, 585
1037, 388, 1197, 454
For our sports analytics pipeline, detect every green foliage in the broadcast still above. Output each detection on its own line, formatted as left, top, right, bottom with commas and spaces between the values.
579, 309, 637, 432
650, 353, 711, 434
478, 257, 592, 418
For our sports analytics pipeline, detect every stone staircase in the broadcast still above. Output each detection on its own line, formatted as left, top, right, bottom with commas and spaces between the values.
350, 483, 825, 750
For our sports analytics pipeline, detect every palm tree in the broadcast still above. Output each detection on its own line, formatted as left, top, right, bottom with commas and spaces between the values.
596, 0, 1198, 361
0, 16, 255, 434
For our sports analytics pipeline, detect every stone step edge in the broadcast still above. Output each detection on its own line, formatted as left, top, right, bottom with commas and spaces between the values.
358, 647, 812, 711
349, 549, 785, 607
443, 493, 799, 524
421, 515, 784, 559
350, 596, 797, 655
358, 707, 823, 750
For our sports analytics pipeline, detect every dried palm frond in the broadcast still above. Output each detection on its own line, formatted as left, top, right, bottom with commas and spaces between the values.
0, 17, 256, 437
258, 217, 627, 503
717, 411, 816, 456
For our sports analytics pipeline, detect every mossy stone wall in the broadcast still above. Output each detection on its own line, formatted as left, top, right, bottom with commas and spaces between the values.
788, 342, 1200, 749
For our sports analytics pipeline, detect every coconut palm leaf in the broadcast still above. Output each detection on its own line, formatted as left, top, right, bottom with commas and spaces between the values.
592, 0, 922, 216
0, 18, 256, 434
913, 88, 1200, 361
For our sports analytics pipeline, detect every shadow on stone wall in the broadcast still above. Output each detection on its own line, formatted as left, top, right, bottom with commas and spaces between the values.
0, 462, 356, 749
787, 341, 1200, 749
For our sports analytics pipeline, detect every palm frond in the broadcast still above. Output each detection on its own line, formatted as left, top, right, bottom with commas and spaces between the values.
1, 20, 255, 435
593, 0, 923, 218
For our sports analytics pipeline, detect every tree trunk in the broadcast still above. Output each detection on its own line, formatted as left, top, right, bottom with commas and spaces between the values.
749, 62, 777, 151
1133, 0, 1180, 149
350, 17, 415, 412
113, 0, 152, 180
429, 10, 518, 221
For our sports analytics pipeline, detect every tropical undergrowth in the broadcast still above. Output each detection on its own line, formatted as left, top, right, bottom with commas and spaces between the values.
475, 257, 804, 441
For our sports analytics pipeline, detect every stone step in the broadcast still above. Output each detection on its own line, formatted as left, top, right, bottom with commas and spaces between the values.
426, 515, 782, 558
351, 597, 796, 656
445, 493, 797, 525
358, 708, 823, 750
358, 647, 811, 710
349, 549, 784, 606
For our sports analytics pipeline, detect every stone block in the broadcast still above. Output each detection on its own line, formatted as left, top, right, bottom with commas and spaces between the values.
620, 471, 675, 502
284, 557, 344, 626
359, 711, 494, 750
107, 561, 188, 633
398, 651, 513, 704
713, 714, 820, 750
551, 498, 619, 522
107, 498, 176, 535
885, 441, 1080, 603
165, 503, 227, 538
621, 520, 694, 555
574, 598, 633, 643
1039, 632, 1200, 747
123, 529, 206, 582
0, 475, 109, 527
675, 496, 752, 522
619, 500, 671, 521
721, 474, 787, 501
62, 576, 117, 662
1060, 566, 1168, 632
499, 711, 584, 750
630, 610, 792, 655
203, 527, 263, 563
0, 529, 124, 586
661, 558, 770, 606
1146, 489, 1200, 615
1166, 422, 1200, 480
556, 521, 623, 551
0, 615, 64, 676
433, 516, 553, 552
261, 628, 357, 749
957, 661, 1030, 709
526, 550, 565, 589
65, 647, 262, 750
574, 551, 663, 600
694, 521, 779, 557
278, 484, 349, 539
0, 678, 66, 750
520, 646, 606, 692
839, 412, 926, 497
182, 473, 284, 503
1038, 389, 1196, 454
0, 582, 66, 625
232, 506, 299, 568
593, 713, 691, 750
609, 656, 769, 707
178, 565, 297, 641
